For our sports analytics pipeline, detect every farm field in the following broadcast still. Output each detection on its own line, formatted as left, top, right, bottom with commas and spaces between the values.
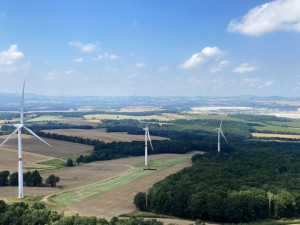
252, 125, 300, 134
27, 115, 77, 122
59, 119, 100, 126
0, 134, 93, 157
0, 147, 54, 173
57, 153, 199, 219
42, 129, 169, 142
252, 133, 300, 139
1, 153, 198, 202
84, 113, 173, 121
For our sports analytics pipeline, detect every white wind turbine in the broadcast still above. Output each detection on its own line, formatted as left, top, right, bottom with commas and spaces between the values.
143, 125, 154, 168
0, 81, 51, 198
214, 119, 228, 154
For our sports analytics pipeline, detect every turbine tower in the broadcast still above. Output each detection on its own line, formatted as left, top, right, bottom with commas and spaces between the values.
0, 81, 51, 198
143, 125, 154, 168
214, 119, 228, 154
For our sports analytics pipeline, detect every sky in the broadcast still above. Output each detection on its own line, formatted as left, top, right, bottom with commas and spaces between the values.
0, 0, 300, 97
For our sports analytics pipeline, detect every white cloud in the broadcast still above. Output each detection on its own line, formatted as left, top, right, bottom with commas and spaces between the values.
179, 46, 223, 69
73, 57, 83, 63
69, 41, 100, 52
234, 63, 259, 74
93, 53, 118, 61
265, 80, 274, 86
228, 0, 300, 36
0, 44, 24, 65
211, 60, 229, 73
136, 63, 146, 68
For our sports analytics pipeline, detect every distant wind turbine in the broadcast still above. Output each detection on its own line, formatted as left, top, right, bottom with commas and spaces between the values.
0, 81, 51, 198
143, 125, 154, 168
214, 119, 228, 154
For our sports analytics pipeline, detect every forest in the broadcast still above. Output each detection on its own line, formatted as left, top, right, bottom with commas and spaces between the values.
135, 148, 300, 223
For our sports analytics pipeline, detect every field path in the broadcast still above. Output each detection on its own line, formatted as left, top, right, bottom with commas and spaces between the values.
59, 157, 194, 219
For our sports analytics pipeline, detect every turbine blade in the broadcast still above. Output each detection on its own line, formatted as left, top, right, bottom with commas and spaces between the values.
21, 81, 25, 124
0, 127, 21, 147
219, 118, 223, 129
220, 129, 228, 143
23, 126, 52, 147
147, 131, 154, 151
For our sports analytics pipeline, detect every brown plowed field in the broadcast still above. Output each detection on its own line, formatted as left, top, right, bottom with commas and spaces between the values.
252, 132, 300, 139
42, 129, 169, 143
0, 147, 54, 173
0, 134, 93, 157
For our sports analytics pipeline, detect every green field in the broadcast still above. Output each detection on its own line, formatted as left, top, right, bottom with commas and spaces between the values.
49, 155, 191, 208
252, 125, 300, 134
28, 115, 78, 122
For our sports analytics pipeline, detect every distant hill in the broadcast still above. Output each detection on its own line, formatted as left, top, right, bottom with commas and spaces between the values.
0, 92, 299, 112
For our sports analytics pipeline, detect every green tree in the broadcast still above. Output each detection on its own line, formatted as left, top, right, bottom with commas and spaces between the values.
0, 171, 10, 186
46, 174, 60, 187
66, 158, 74, 167
0, 200, 7, 213
9, 172, 18, 186
274, 191, 297, 218
134, 192, 147, 211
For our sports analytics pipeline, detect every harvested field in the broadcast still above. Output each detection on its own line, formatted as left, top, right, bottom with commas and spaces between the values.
1, 152, 203, 220
60, 156, 195, 219
0, 134, 93, 158
42, 129, 169, 143
58, 119, 100, 126
0, 147, 54, 173
252, 133, 300, 139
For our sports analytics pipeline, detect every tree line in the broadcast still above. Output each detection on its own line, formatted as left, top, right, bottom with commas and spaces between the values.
0, 170, 60, 187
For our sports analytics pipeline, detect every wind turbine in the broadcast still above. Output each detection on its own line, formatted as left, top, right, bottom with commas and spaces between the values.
143, 125, 154, 169
0, 81, 51, 198
214, 119, 228, 154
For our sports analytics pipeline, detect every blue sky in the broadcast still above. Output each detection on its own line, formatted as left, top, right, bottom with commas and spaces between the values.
0, 0, 300, 97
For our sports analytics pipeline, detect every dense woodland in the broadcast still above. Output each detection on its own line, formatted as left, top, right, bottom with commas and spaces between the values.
0, 201, 166, 225
135, 148, 300, 223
